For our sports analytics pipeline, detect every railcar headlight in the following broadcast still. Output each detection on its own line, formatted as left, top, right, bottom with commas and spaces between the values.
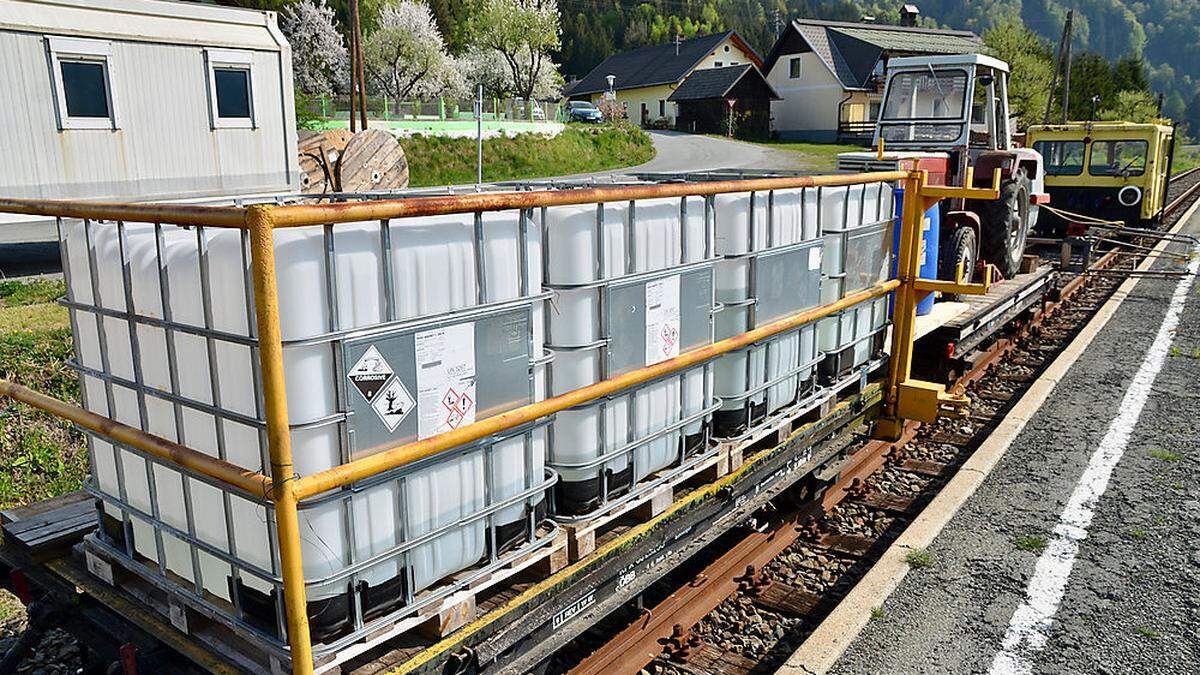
1118, 185, 1142, 207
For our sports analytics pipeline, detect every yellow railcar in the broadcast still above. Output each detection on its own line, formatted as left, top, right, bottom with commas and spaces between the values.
1026, 120, 1175, 235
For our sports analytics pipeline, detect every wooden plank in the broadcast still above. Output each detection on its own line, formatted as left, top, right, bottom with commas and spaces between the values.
753, 583, 826, 616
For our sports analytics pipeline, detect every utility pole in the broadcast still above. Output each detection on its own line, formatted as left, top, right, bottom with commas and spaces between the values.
347, 3, 358, 132
476, 84, 484, 185
1043, 9, 1073, 124
350, 0, 368, 131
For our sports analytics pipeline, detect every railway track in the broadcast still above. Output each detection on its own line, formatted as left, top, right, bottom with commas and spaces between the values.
557, 169, 1200, 675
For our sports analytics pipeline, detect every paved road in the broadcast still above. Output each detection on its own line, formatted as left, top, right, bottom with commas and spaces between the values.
831, 208, 1200, 674
591, 130, 806, 176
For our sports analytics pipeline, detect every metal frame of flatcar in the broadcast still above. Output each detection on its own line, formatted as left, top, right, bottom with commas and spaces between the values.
0, 168, 1000, 675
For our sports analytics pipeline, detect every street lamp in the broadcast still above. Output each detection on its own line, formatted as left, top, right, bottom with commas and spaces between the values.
606, 74, 616, 100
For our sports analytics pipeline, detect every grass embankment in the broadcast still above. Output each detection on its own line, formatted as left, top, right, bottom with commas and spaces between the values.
0, 279, 86, 512
1172, 144, 1200, 174
400, 125, 655, 186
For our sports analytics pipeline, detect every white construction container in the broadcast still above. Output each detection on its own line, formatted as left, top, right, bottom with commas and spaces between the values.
712, 188, 825, 437
817, 183, 895, 382
543, 195, 718, 517
61, 205, 553, 646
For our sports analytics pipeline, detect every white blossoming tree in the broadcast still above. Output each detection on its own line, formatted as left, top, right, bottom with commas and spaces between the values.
469, 0, 562, 102
279, 0, 348, 96
364, 0, 461, 107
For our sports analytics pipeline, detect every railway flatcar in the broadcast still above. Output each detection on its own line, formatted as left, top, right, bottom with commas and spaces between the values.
1028, 121, 1175, 235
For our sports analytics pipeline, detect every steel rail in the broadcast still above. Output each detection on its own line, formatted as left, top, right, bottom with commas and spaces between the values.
0, 379, 271, 497
290, 279, 901, 500
1164, 167, 1200, 217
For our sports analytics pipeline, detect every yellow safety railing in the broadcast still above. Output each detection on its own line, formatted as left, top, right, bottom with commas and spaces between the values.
0, 168, 997, 674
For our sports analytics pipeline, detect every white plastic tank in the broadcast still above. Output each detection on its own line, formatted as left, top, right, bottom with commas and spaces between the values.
62, 204, 548, 642
816, 183, 895, 382
543, 195, 714, 516
712, 188, 824, 436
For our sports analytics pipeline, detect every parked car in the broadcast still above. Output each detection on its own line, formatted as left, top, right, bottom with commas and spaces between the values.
566, 100, 604, 123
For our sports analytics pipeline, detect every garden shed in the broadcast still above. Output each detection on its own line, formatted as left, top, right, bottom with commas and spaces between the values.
668, 64, 780, 137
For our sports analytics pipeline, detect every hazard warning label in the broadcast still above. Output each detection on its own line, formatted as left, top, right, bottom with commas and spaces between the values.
371, 377, 415, 432
415, 323, 476, 440
645, 275, 681, 365
347, 345, 394, 402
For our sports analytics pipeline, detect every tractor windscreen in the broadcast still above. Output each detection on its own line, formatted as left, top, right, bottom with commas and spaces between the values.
878, 69, 968, 144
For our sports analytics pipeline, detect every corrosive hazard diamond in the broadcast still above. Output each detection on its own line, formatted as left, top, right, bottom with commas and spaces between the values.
348, 345, 393, 402
371, 377, 415, 432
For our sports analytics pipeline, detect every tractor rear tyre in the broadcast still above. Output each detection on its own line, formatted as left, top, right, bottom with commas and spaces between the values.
979, 168, 1031, 278
940, 225, 978, 292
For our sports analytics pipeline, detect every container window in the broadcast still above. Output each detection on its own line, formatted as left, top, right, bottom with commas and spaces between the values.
1088, 140, 1148, 177
1033, 140, 1085, 176
789, 57, 803, 79
206, 49, 255, 129
60, 61, 110, 118
214, 68, 252, 119
46, 36, 117, 130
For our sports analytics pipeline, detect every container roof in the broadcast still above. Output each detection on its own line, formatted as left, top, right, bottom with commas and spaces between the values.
0, 0, 285, 51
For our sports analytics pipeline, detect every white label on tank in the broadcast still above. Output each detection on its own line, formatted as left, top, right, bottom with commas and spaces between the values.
415, 323, 476, 440
348, 345, 394, 403
808, 247, 823, 270
371, 377, 415, 432
645, 275, 681, 365
85, 550, 114, 585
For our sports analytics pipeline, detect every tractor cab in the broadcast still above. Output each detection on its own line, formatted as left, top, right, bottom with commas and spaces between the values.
839, 54, 1048, 281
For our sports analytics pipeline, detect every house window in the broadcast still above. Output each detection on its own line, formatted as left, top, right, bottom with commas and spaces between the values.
659, 99, 665, 117
47, 36, 117, 130
789, 57, 803, 79
868, 101, 881, 120
206, 49, 255, 128
724, 45, 730, 52
714, 61, 723, 67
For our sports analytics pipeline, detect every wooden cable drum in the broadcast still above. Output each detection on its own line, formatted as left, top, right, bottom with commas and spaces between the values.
298, 129, 353, 193
339, 128, 410, 192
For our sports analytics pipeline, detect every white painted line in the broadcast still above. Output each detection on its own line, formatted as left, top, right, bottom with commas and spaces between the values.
779, 196, 1200, 675
988, 249, 1200, 675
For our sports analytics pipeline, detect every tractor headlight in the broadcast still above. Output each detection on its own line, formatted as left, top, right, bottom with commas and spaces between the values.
1118, 185, 1142, 207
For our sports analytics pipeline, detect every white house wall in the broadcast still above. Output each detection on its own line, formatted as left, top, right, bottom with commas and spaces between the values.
0, 30, 296, 201
766, 50, 845, 142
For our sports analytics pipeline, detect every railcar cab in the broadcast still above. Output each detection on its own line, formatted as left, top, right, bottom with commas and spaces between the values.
1027, 121, 1175, 235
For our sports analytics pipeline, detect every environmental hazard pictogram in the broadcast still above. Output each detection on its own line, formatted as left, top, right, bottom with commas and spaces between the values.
371, 377, 415, 432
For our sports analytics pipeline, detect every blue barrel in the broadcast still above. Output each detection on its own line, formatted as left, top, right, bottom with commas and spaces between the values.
892, 187, 940, 316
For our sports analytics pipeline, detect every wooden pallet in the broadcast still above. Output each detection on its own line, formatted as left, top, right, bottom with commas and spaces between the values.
559, 448, 729, 562
1, 490, 96, 563
78, 524, 568, 675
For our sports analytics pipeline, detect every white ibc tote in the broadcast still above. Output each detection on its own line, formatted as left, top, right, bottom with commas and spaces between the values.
61, 204, 552, 645
543, 195, 718, 517
816, 182, 895, 382
712, 188, 825, 437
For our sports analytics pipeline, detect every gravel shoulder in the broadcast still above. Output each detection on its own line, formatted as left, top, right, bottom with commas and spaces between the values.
829, 212, 1200, 674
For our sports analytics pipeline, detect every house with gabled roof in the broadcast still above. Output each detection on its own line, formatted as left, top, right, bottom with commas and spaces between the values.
565, 31, 763, 128
763, 16, 983, 142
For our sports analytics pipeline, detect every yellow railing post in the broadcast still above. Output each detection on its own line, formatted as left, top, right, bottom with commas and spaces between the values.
246, 205, 314, 675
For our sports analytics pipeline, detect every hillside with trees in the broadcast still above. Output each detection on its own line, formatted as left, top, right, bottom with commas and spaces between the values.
217, 0, 1198, 134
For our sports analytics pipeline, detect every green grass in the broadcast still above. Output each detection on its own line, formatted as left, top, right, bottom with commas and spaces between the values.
0, 278, 64, 308
870, 606, 885, 620
737, 139, 867, 172
1126, 528, 1148, 539
904, 548, 935, 569
1172, 145, 1200, 175
399, 125, 654, 187
0, 280, 86, 512
1134, 626, 1161, 638
1149, 448, 1182, 462
1014, 534, 1048, 553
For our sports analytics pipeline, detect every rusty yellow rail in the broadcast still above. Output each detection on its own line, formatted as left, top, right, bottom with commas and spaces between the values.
0, 168, 992, 675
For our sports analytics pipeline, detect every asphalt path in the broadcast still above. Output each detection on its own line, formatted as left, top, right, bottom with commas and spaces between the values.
830, 208, 1200, 674
584, 129, 805, 176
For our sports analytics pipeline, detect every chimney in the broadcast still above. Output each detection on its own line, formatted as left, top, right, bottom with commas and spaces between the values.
900, 4, 920, 27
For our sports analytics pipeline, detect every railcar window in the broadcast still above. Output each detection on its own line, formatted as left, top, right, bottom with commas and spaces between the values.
1089, 140, 1147, 177
1033, 140, 1085, 176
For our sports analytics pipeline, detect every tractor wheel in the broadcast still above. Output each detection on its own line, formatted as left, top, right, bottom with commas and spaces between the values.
979, 167, 1031, 278
940, 226, 977, 301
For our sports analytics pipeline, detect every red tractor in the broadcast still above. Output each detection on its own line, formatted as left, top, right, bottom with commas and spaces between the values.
838, 54, 1050, 280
